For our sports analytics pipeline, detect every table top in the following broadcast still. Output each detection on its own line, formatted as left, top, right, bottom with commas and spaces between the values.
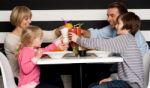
37, 53, 123, 65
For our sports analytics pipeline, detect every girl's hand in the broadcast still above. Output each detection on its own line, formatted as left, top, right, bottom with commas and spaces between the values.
69, 32, 79, 43
35, 48, 43, 58
58, 43, 69, 51
99, 77, 112, 84
53, 36, 63, 46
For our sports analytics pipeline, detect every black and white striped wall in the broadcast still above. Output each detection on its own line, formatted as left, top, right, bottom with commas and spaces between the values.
0, 0, 150, 51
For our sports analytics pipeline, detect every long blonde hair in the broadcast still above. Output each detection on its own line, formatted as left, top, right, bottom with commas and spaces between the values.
16, 25, 43, 56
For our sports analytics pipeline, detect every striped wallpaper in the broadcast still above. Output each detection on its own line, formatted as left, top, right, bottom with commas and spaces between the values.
0, 0, 150, 52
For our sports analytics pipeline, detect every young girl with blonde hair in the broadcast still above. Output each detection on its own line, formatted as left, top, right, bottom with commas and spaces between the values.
17, 25, 67, 88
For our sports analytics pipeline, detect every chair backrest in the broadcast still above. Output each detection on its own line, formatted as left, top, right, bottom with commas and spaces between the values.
143, 50, 150, 88
147, 71, 150, 88
0, 52, 17, 88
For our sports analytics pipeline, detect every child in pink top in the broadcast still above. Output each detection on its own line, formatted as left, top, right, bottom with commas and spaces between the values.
17, 25, 68, 88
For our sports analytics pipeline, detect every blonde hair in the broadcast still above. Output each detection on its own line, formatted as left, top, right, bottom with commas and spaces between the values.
10, 6, 32, 26
16, 25, 43, 56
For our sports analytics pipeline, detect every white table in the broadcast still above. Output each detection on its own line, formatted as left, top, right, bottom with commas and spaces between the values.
37, 56, 123, 65
37, 54, 123, 88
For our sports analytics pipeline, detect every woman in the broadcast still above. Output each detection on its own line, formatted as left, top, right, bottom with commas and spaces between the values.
4, 6, 63, 88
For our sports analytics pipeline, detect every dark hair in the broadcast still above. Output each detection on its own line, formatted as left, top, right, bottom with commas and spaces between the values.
108, 2, 128, 15
118, 12, 141, 36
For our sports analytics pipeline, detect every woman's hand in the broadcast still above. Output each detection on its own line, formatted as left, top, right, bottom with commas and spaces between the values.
54, 26, 64, 37
99, 77, 112, 84
69, 32, 79, 43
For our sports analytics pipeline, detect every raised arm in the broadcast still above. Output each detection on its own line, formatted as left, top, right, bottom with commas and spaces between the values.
76, 34, 131, 54
43, 28, 61, 43
88, 25, 116, 39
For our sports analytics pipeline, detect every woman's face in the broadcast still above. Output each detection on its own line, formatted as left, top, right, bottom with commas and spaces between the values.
20, 16, 31, 29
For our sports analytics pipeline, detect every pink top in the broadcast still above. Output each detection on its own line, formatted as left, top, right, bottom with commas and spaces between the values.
18, 44, 57, 88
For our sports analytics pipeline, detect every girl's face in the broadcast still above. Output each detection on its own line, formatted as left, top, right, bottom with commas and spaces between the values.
115, 18, 126, 35
20, 16, 31, 29
32, 37, 42, 48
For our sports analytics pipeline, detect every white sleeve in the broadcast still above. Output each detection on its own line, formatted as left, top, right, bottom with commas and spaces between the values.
43, 30, 58, 43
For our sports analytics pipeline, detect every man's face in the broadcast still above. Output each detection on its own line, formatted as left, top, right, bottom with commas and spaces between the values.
115, 18, 124, 35
107, 8, 120, 28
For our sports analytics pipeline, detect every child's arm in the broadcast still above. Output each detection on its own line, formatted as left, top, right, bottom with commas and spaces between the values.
76, 36, 128, 53
99, 73, 118, 84
99, 77, 112, 84
70, 32, 130, 54
19, 48, 40, 74
42, 36, 62, 52
42, 43, 57, 52
42, 36, 68, 52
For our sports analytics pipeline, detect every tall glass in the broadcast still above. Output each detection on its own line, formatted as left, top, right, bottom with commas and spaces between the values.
69, 27, 79, 57
60, 27, 69, 44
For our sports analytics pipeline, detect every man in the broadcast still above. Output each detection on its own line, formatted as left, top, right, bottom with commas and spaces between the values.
82, 2, 149, 57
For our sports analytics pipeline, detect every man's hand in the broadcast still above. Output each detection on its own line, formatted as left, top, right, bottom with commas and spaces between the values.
99, 77, 112, 84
